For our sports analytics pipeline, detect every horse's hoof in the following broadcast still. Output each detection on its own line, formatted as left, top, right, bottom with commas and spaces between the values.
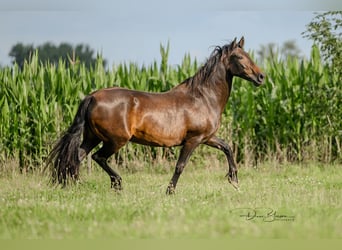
113, 186, 123, 191
111, 179, 123, 191
229, 180, 239, 190
166, 185, 175, 195
227, 175, 239, 190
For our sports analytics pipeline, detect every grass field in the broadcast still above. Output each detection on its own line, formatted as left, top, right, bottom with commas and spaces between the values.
0, 159, 341, 239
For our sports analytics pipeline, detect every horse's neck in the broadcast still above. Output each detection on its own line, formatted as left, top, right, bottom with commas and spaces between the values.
202, 66, 232, 113
173, 64, 232, 113
214, 75, 232, 113
225, 73, 233, 98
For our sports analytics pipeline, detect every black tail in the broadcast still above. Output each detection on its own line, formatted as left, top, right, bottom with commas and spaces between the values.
47, 95, 93, 185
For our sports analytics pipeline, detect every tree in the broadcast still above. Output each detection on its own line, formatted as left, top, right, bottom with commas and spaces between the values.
302, 11, 342, 77
8, 42, 106, 69
9, 43, 34, 69
257, 40, 302, 62
281, 40, 302, 59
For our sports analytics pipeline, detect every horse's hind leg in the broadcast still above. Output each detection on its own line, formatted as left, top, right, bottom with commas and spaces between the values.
79, 130, 101, 162
92, 142, 124, 190
72, 129, 101, 179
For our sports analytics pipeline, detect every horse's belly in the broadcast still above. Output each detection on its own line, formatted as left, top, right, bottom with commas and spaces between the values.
130, 129, 184, 147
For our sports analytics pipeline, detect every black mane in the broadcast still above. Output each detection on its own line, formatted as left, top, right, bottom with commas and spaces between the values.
184, 42, 233, 94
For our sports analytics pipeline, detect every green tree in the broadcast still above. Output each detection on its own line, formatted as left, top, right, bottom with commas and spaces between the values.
8, 43, 34, 69
9, 42, 106, 69
257, 40, 302, 62
302, 11, 342, 77
281, 40, 302, 58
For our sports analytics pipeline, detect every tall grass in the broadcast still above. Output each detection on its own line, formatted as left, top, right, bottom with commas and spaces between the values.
0, 45, 340, 171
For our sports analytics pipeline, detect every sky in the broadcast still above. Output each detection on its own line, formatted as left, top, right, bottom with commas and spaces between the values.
0, 0, 341, 67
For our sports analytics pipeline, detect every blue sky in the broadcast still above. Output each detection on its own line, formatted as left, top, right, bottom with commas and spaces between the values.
0, 0, 341, 67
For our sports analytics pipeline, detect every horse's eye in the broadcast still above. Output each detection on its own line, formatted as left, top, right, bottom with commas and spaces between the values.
232, 54, 243, 60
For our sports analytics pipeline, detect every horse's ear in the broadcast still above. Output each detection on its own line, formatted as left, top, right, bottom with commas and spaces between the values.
238, 36, 245, 48
230, 37, 237, 50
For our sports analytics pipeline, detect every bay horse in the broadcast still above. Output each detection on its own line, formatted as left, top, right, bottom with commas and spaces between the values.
47, 37, 265, 194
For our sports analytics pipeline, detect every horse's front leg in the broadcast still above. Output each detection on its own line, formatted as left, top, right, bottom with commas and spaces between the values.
205, 136, 239, 189
166, 138, 201, 195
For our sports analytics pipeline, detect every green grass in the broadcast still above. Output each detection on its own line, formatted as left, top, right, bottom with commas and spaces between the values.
0, 161, 341, 239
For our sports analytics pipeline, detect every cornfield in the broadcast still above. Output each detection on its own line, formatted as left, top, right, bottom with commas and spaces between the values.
0, 44, 341, 171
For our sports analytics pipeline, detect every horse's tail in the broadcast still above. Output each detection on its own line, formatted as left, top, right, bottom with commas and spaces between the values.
47, 95, 94, 185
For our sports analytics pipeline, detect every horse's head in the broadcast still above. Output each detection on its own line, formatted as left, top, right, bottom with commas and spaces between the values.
222, 37, 265, 86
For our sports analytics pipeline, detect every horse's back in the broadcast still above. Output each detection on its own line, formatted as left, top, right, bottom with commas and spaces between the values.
87, 87, 187, 146
87, 86, 218, 147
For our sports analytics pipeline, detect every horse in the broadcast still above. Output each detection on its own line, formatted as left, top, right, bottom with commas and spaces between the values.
47, 37, 265, 194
